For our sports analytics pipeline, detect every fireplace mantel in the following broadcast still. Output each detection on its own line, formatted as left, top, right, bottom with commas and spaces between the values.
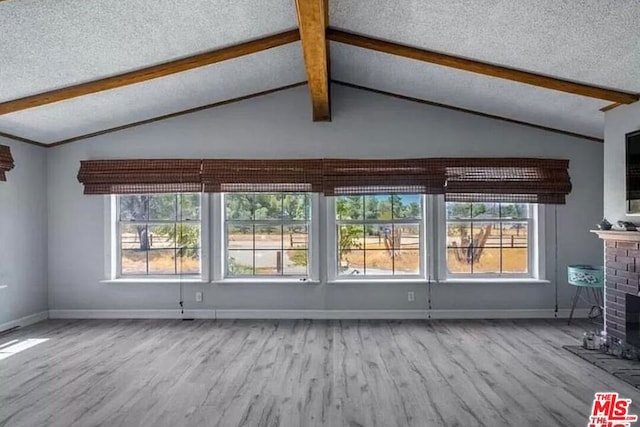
591, 230, 640, 242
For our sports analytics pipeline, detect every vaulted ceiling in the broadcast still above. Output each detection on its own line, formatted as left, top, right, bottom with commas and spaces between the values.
0, 0, 638, 145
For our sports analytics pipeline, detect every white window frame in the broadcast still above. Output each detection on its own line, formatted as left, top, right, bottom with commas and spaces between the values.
213, 193, 320, 283
327, 195, 428, 282
437, 199, 545, 281
104, 194, 210, 282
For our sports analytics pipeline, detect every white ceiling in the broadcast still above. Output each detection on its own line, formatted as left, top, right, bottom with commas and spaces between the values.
330, 0, 640, 93
0, 0, 298, 100
330, 43, 608, 139
0, 43, 305, 143
1, 0, 638, 144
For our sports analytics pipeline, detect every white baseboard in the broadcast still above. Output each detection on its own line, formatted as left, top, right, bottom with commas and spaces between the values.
49, 309, 216, 319
215, 310, 429, 319
46, 308, 594, 320
430, 308, 593, 319
0, 311, 49, 333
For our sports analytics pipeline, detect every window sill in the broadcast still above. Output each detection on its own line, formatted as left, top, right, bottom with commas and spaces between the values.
212, 278, 320, 285
100, 278, 209, 284
438, 278, 550, 285
328, 278, 427, 284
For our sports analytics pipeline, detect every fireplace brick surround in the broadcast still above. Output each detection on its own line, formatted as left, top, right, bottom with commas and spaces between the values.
593, 230, 640, 340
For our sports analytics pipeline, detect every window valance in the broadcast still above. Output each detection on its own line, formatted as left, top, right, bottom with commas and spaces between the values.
77, 157, 572, 204
322, 158, 445, 196
77, 159, 202, 194
201, 159, 323, 193
444, 158, 572, 204
0, 145, 14, 182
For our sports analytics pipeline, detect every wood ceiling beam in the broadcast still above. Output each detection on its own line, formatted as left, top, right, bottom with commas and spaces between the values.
0, 30, 301, 115
600, 102, 622, 113
295, 0, 331, 121
327, 29, 639, 105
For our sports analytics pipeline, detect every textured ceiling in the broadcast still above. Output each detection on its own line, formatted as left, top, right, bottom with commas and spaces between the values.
0, 43, 305, 144
331, 43, 608, 139
0, 0, 297, 100
1, 0, 638, 144
330, 0, 640, 93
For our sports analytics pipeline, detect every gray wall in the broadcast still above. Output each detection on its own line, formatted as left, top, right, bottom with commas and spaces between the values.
0, 138, 48, 324
604, 102, 640, 221
46, 84, 604, 313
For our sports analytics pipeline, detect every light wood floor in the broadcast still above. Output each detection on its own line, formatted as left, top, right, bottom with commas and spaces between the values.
1, 319, 639, 427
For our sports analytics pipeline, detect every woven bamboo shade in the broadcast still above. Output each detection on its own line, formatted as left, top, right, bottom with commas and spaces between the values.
322, 158, 446, 196
201, 159, 323, 193
75, 157, 572, 204
444, 158, 571, 204
77, 159, 202, 194
0, 145, 14, 182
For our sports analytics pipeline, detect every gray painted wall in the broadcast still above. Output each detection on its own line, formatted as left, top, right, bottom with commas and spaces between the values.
46, 84, 604, 313
604, 102, 640, 221
0, 138, 48, 324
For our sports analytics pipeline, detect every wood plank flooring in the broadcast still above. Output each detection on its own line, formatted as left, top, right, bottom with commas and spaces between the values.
1, 319, 639, 427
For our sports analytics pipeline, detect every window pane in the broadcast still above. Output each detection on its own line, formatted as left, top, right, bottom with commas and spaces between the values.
364, 223, 394, 250
364, 250, 394, 275
175, 224, 201, 249
120, 195, 148, 221
283, 194, 309, 220
471, 203, 499, 219
254, 194, 283, 220
178, 194, 200, 220
226, 194, 253, 220
149, 194, 177, 221
392, 195, 422, 219
472, 247, 501, 274
446, 202, 471, 219
500, 203, 528, 219
447, 248, 471, 274
500, 222, 528, 248
336, 196, 363, 220
396, 224, 420, 251
228, 250, 254, 275
178, 248, 200, 275
284, 250, 308, 275
473, 222, 500, 248
338, 225, 364, 274
148, 249, 176, 275
340, 250, 364, 274
284, 224, 308, 250
365, 195, 392, 220
395, 250, 420, 275
254, 250, 282, 275
254, 225, 282, 250
502, 248, 528, 273
120, 224, 148, 250
121, 249, 147, 275
446, 222, 472, 248
148, 225, 176, 249
227, 224, 252, 250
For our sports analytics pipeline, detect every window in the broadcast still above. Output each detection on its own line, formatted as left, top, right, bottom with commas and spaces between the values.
116, 194, 202, 277
445, 202, 534, 277
224, 193, 312, 278
334, 195, 424, 277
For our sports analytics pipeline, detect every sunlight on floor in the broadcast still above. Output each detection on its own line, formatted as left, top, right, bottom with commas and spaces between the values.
0, 338, 49, 361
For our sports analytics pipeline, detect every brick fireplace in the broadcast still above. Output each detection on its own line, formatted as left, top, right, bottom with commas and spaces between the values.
593, 230, 640, 342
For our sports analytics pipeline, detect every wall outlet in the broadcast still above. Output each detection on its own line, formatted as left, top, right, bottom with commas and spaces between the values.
195, 292, 203, 302
407, 291, 415, 302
